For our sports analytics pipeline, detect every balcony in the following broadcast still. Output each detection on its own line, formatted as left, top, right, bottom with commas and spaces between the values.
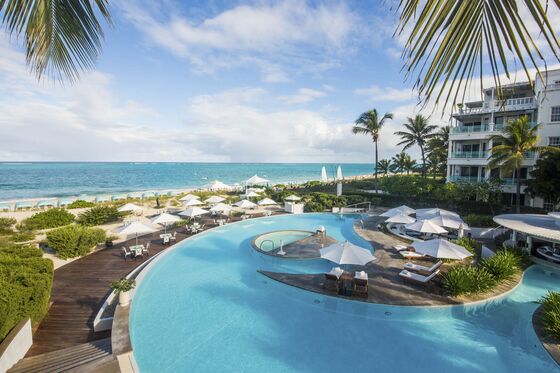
448, 176, 481, 183
451, 150, 489, 159
454, 97, 536, 116
451, 121, 537, 134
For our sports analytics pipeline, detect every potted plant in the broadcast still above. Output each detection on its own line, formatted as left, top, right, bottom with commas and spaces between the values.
111, 278, 136, 306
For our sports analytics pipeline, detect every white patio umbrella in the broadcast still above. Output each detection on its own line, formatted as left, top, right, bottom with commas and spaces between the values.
405, 219, 448, 234
210, 203, 232, 214
385, 214, 416, 224
284, 195, 301, 202
380, 206, 412, 218
179, 194, 199, 202
244, 191, 260, 198
428, 215, 469, 230
179, 207, 209, 218
258, 198, 278, 206
115, 221, 157, 245
150, 212, 181, 233
205, 196, 226, 204
320, 241, 375, 266
393, 205, 416, 215
206, 180, 232, 191
183, 198, 204, 207
234, 199, 257, 209
321, 166, 328, 182
246, 175, 270, 185
117, 203, 143, 213
412, 238, 473, 260
416, 208, 459, 218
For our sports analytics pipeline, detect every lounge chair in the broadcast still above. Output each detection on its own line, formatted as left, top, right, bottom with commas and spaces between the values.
398, 251, 425, 259
163, 236, 170, 245
122, 247, 133, 261
324, 273, 340, 293
352, 272, 368, 297
142, 242, 150, 256
170, 232, 177, 241
393, 245, 409, 252
404, 260, 442, 276
399, 269, 440, 285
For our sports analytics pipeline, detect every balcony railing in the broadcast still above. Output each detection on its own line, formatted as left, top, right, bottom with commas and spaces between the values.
448, 176, 481, 183
501, 178, 528, 185
455, 97, 536, 115
451, 122, 537, 134
451, 150, 489, 158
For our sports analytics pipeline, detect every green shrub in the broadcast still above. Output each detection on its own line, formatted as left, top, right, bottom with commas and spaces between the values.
442, 265, 495, 296
66, 200, 96, 209
10, 229, 36, 243
23, 208, 74, 230
0, 244, 43, 259
0, 256, 53, 340
463, 214, 498, 227
453, 237, 480, 255
539, 291, 560, 341
0, 218, 16, 235
76, 206, 121, 226
498, 246, 531, 268
110, 278, 136, 293
46, 225, 106, 259
481, 250, 520, 281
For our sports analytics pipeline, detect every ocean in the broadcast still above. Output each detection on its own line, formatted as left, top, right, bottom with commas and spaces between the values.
0, 162, 375, 201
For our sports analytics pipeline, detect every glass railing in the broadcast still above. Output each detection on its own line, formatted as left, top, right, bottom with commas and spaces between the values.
451, 150, 489, 158
448, 176, 481, 183
451, 122, 537, 134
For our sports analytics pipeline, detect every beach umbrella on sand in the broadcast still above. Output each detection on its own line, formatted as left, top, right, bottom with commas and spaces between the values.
210, 203, 232, 215
206, 180, 232, 191
183, 199, 204, 207
258, 198, 277, 206
179, 194, 199, 202
179, 207, 209, 219
205, 196, 226, 204
150, 212, 181, 233
320, 241, 375, 266
428, 215, 469, 230
285, 195, 301, 202
234, 199, 257, 209
115, 221, 157, 245
244, 191, 261, 198
246, 175, 270, 185
412, 238, 473, 260
321, 166, 328, 182
117, 203, 143, 213
385, 214, 416, 224
405, 220, 448, 234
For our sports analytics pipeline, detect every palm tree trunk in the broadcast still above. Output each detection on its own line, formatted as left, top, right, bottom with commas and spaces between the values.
374, 140, 378, 193
516, 166, 522, 214
420, 146, 426, 177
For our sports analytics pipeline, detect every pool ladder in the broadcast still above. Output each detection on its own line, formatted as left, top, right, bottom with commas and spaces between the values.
259, 240, 275, 251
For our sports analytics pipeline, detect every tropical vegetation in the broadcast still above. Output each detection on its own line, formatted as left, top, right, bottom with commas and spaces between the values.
394, 115, 437, 176
352, 109, 393, 192
526, 151, 560, 209
23, 208, 75, 230
376, 159, 391, 177
110, 278, 136, 294
46, 225, 106, 259
539, 291, 560, 341
76, 206, 121, 226
66, 200, 96, 209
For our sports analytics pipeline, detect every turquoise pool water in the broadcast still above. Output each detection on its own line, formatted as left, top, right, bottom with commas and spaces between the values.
253, 230, 313, 252
130, 213, 560, 372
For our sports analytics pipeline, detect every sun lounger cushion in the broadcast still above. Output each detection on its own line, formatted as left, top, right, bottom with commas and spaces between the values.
354, 271, 368, 280
404, 261, 442, 273
393, 245, 408, 251
398, 251, 424, 259
399, 269, 439, 283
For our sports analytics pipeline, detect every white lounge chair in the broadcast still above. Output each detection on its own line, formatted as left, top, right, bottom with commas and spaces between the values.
393, 245, 409, 252
398, 251, 425, 259
122, 247, 133, 261
404, 261, 442, 276
163, 236, 170, 245
399, 269, 440, 285
170, 232, 177, 241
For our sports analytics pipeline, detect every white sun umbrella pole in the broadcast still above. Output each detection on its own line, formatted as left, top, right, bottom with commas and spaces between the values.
150, 212, 181, 234
336, 165, 343, 196
320, 241, 375, 266
412, 238, 473, 260
321, 166, 328, 182
115, 221, 157, 245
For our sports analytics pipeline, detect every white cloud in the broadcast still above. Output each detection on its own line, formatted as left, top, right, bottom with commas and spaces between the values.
280, 88, 327, 105
354, 85, 418, 102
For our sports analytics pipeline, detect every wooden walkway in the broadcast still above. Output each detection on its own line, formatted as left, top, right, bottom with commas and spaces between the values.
26, 226, 196, 357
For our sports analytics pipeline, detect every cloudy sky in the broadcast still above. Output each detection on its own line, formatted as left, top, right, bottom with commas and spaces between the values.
0, 0, 557, 162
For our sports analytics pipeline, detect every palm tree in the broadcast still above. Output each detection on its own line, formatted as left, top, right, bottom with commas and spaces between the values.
426, 126, 450, 178
403, 155, 417, 175
394, 115, 438, 177
352, 109, 393, 192
396, 1, 560, 108
488, 115, 557, 213
391, 152, 409, 175
0, 0, 112, 81
377, 159, 391, 177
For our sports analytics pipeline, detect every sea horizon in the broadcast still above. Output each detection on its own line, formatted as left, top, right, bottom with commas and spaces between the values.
0, 162, 376, 202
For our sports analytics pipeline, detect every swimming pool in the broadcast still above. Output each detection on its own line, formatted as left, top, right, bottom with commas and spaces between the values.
130, 213, 560, 372
253, 230, 313, 251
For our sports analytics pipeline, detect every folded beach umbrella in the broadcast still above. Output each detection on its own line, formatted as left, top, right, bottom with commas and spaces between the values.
321, 166, 328, 182
115, 221, 157, 245
246, 175, 270, 185
150, 212, 181, 233
385, 214, 416, 224
183, 198, 204, 207
258, 198, 278, 206
179, 194, 199, 202
284, 195, 301, 202
234, 199, 257, 209
205, 196, 226, 204
320, 241, 375, 266
428, 215, 468, 230
179, 207, 209, 218
117, 203, 143, 213
412, 239, 473, 260
405, 219, 448, 234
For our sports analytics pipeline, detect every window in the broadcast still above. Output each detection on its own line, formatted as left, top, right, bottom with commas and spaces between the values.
551, 106, 560, 122
543, 198, 556, 212
549, 137, 560, 147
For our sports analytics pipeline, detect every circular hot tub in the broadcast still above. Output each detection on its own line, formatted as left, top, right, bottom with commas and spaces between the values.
253, 230, 314, 252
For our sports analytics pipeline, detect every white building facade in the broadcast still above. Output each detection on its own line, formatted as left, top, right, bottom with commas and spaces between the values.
447, 69, 560, 210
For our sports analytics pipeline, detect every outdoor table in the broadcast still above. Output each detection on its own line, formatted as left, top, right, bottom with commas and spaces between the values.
160, 233, 172, 239
129, 245, 144, 257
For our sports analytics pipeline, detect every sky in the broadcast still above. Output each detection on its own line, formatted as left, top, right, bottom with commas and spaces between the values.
0, 0, 558, 163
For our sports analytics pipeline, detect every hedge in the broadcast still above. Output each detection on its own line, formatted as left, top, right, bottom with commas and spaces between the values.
23, 208, 75, 230
46, 225, 106, 259
76, 206, 121, 226
0, 244, 43, 259
0, 255, 53, 341
66, 200, 96, 209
